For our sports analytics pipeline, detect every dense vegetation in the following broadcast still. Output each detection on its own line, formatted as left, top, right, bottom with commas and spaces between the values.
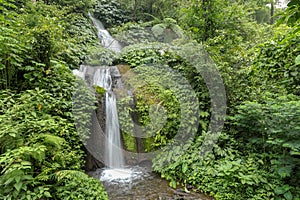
98, 0, 299, 199
0, 0, 108, 199
1, 0, 299, 199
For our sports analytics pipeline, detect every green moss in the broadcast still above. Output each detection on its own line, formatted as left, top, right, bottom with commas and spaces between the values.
93, 85, 105, 100
122, 132, 137, 152
87, 59, 101, 66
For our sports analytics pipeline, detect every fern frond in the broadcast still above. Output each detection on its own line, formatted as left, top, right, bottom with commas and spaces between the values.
35, 163, 61, 182
0, 145, 46, 174
54, 170, 86, 182
37, 134, 66, 150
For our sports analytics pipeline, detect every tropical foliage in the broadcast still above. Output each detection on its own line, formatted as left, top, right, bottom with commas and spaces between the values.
0, 0, 108, 199
107, 0, 300, 199
1, 0, 300, 199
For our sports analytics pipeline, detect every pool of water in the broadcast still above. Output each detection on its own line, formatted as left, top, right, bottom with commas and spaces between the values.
89, 166, 213, 200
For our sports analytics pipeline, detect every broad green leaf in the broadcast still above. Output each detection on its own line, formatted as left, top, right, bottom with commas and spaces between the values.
14, 181, 22, 192
284, 191, 293, 200
182, 163, 188, 173
295, 55, 300, 65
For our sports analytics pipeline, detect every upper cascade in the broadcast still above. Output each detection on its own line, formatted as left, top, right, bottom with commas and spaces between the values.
88, 13, 123, 53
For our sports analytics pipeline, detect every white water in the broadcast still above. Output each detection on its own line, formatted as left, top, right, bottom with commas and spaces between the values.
93, 68, 112, 90
87, 13, 137, 181
100, 168, 142, 183
93, 68, 125, 169
90, 166, 213, 200
89, 13, 122, 52
71, 14, 137, 184
105, 91, 124, 168
72, 65, 87, 79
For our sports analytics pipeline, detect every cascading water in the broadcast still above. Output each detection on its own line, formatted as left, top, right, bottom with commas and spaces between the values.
89, 13, 122, 52
88, 13, 126, 169
72, 65, 87, 79
105, 93, 124, 168
73, 13, 214, 200
93, 68, 124, 168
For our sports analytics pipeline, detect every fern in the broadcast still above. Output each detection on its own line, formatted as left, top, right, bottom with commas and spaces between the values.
34, 134, 66, 150
35, 163, 61, 182
0, 145, 46, 173
53, 170, 109, 200
54, 170, 87, 182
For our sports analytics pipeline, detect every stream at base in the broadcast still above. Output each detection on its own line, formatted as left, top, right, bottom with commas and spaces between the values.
89, 166, 213, 200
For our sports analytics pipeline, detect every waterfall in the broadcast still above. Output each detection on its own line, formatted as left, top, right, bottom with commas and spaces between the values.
89, 12, 125, 168
93, 68, 124, 168
73, 14, 126, 171
105, 92, 124, 168
72, 65, 87, 79
89, 13, 122, 53
88, 12, 125, 168
93, 68, 112, 91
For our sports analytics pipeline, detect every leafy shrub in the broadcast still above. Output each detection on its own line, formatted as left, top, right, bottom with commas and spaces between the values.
53, 170, 108, 200
151, 18, 184, 43
0, 1, 107, 199
43, 0, 93, 13
111, 22, 156, 46
85, 46, 117, 66
233, 95, 300, 199
153, 131, 291, 200
277, 0, 300, 27
121, 66, 183, 151
0, 134, 108, 200
234, 95, 300, 154
118, 43, 210, 150
0, 63, 100, 200
111, 18, 184, 46
252, 29, 300, 95
0, 3, 29, 90
0, 144, 51, 200
92, 0, 129, 28
0, 80, 104, 199
0, 0, 99, 90
58, 13, 99, 69
119, 43, 184, 68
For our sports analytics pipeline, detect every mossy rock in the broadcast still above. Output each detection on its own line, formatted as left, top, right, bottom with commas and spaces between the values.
86, 59, 101, 66
93, 85, 105, 100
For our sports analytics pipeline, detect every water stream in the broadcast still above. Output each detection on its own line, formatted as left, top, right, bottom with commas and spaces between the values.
89, 13, 122, 52
93, 68, 125, 168
90, 166, 213, 200
72, 14, 214, 200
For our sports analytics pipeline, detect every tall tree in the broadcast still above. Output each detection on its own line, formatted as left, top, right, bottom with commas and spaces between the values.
270, 0, 275, 24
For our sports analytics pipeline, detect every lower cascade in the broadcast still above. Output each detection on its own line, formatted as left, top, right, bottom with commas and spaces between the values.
72, 16, 213, 200
93, 68, 124, 169
73, 67, 213, 199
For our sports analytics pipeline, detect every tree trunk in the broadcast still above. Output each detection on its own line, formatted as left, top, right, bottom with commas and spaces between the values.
5, 57, 9, 89
270, 0, 274, 24
202, 0, 211, 41
134, 0, 138, 21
